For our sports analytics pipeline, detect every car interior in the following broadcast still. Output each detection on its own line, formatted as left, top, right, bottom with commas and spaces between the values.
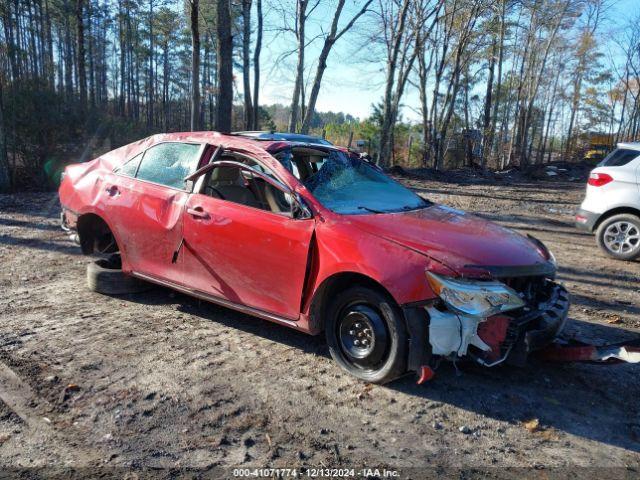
274, 147, 330, 183
201, 151, 293, 214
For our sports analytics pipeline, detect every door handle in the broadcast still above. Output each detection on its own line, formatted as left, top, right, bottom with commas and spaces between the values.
105, 185, 120, 197
187, 206, 209, 219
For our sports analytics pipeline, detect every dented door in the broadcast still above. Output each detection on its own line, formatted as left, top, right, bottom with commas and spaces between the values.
182, 193, 315, 320
129, 181, 189, 284
108, 141, 205, 285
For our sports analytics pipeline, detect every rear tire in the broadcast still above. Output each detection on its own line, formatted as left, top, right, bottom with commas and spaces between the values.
325, 286, 407, 384
596, 214, 640, 261
87, 255, 152, 295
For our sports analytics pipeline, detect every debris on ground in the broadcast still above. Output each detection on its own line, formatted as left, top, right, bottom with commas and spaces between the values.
523, 419, 541, 433
0, 183, 638, 471
390, 159, 595, 184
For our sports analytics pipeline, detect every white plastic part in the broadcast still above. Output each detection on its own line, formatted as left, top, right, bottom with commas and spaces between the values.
426, 307, 491, 357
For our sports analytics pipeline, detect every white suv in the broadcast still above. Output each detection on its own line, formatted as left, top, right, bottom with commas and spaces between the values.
576, 142, 640, 260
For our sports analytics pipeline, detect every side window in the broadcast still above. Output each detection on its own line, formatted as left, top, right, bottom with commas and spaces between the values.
204, 156, 292, 215
116, 152, 143, 177
136, 143, 201, 189
599, 148, 640, 167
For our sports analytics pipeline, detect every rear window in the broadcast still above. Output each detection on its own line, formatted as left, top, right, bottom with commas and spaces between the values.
599, 148, 640, 167
116, 152, 143, 177
135, 142, 202, 189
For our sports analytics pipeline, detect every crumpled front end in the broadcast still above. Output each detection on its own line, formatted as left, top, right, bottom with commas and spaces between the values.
471, 278, 569, 367
405, 267, 570, 376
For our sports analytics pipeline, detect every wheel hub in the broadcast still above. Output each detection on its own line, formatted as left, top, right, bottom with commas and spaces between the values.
604, 221, 640, 254
338, 305, 389, 369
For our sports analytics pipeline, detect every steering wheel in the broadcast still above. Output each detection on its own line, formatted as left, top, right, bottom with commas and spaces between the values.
205, 185, 226, 199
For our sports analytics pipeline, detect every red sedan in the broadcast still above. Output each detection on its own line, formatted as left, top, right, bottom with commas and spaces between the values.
59, 132, 569, 383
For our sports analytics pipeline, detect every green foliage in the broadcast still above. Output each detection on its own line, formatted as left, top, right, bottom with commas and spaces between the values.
4, 80, 79, 186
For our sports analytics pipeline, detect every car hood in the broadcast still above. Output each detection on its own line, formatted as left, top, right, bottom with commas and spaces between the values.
347, 204, 550, 276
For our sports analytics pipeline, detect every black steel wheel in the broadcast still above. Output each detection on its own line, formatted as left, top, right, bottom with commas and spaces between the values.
326, 286, 407, 384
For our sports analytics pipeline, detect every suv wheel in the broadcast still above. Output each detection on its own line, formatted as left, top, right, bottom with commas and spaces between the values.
325, 286, 407, 384
596, 214, 640, 261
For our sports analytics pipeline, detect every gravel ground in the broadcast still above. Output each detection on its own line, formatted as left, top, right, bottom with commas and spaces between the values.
0, 176, 639, 478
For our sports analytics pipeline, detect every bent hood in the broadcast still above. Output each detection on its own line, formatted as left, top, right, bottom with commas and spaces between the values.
348, 204, 551, 277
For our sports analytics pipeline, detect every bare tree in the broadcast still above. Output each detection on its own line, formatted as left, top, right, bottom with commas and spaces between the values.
288, 0, 313, 132
564, 0, 606, 158
377, 0, 414, 166
433, 0, 484, 168
299, 0, 373, 134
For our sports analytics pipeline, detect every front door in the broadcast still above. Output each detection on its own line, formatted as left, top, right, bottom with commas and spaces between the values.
181, 157, 315, 320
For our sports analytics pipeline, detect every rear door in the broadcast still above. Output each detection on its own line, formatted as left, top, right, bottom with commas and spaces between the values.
111, 142, 205, 284
181, 154, 315, 320
598, 147, 640, 204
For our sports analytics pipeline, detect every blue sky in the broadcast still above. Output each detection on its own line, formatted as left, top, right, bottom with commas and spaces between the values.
255, 0, 640, 123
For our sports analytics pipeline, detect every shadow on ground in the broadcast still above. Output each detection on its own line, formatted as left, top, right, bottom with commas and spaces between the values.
121, 286, 640, 454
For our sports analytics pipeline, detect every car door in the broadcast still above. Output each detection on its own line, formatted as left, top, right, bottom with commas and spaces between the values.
109, 141, 205, 285
181, 155, 315, 320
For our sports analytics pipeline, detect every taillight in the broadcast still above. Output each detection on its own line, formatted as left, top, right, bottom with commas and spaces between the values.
588, 172, 613, 187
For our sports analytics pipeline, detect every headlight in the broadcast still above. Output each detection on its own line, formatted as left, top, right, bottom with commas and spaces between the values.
426, 272, 525, 318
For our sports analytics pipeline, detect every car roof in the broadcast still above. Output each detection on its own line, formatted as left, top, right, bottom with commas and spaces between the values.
617, 142, 640, 151
141, 131, 343, 155
232, 131, 332, 145
102, 131, 347, 172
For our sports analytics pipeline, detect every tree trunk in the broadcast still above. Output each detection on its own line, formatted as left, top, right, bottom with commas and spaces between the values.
87, 0, 95, 108
0, 76, 10, 192
288, 0, 306, 133
64, 2, 73, 97
190, 0, 200, 131
252, 0, 262, 129
488, 0, 506, 165
148, 0, 154, 128
416, 31, 433, 167
564, 72, 583, 160
481, 34, 497, 167
216, 0, 233, 132
242, 0, 253, 130
76, 0, 87, 114
379, 0, 412, 168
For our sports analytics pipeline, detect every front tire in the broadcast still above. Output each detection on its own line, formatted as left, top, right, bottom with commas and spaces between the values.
325, 286, 407, 384
596, 214, 640, 261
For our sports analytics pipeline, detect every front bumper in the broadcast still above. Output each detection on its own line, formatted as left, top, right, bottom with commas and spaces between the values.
403, 280, 570, 372
575, 208, 600, 232
523, 281, 570, 351
505, 281, 570, 365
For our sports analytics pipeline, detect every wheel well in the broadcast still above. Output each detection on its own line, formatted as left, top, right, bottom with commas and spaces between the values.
309, 272, 398, 333
594, 206, 640, 231
77, 214, 119, 255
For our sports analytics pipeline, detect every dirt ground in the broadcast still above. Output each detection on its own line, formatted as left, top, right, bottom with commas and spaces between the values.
0, 174, 639, 478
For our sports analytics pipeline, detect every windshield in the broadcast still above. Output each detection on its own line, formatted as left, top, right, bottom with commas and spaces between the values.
277, 148, 428, 215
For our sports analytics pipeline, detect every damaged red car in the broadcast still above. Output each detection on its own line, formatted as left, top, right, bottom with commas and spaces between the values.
59, 132, 569, 384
